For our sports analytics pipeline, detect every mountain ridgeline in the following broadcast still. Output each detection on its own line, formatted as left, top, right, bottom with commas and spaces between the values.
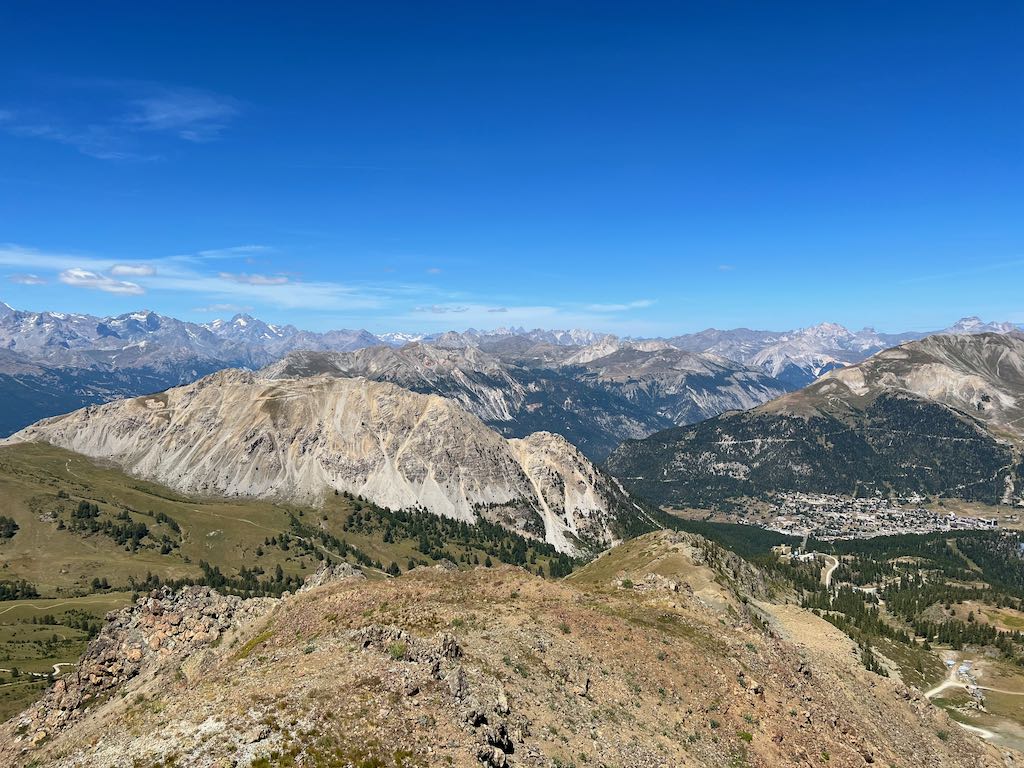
6, 368, 656, 555
261, 343, 787, 459
1, 301, 1018, 455
607, 333, 1024, 508
0, 307, 378, 436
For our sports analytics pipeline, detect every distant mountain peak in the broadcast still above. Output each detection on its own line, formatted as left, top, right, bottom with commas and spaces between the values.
946, 316, 1018, 334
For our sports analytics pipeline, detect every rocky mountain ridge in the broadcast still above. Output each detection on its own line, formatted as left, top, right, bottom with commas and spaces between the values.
261, 344, 788, 459
0, 533, 1004, 767
0, 306, 382, 435
0, 306, 380, 370
6, 368, 651, 554
607, 333, 1024, 508
669, 316, 1021, 387
0, 299, 1018, 441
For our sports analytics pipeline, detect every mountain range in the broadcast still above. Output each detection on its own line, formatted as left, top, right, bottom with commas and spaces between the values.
0, 300, 1019, 448
262, 344, 787, 459
669, 316, 1020, 388
607, 332, 1024, 508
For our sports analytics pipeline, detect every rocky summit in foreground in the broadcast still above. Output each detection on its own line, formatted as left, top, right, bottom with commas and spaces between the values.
5, 368, 651, 555
0, 532, 1003, 768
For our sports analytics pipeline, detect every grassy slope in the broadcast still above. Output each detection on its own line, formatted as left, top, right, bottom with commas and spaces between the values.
0, 442, 569, 720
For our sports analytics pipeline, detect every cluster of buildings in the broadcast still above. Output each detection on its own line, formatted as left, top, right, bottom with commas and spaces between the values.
757, 493, 998, 540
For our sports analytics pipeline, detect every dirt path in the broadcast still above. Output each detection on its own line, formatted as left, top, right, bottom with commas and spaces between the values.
925, 659, 1024, 699
925, 663, 961, 699
0, 596, 122, 617
821, 555, 839, 588
193, 508, 278, 534
957, 723, 997, 740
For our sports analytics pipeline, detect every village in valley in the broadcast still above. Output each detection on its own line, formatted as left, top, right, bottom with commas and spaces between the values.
763, 493, 1002, 540
687, 492, 1006, 541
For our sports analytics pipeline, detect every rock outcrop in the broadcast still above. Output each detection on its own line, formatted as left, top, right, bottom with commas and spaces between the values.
3, 586, 272, 756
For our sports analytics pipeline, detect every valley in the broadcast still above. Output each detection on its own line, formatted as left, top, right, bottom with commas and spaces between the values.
671, 491, 1002, 540
609, 333, 1024, 510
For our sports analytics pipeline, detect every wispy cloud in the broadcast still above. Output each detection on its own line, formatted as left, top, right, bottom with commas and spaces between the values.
122, 86, 239, 142
8, 273, 46, 285
585, 299, 655, 312
0, 113, 139, 161
197, 245, 271, 259
0, 81, 240, 160
59, 268, 145, 295
0, 244, 385, 312
718, 264, 735, 272
194, 303, 252, 314
218, 272, 289, 286
426, 267, 443, 274
0, 244, 125, 272
414, 304, 469, 314
0, 243, 670, 334
110, 263, 157, 277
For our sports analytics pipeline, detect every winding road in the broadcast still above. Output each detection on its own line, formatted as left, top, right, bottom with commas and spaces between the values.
0, 595, 125, 617
925, 660, 1024, 700
821, 555, 839, 588
925, 662, 965, 699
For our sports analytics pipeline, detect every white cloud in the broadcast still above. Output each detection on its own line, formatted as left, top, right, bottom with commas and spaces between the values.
194, 303, 252, 313
59, 268, 145, 295
197, 245, 271, 259
123, 86, 239, 142
414, 304, 469, 314
8, 273, 46, 285
718, 264, 735, 272
426, 267, 442, 274
218, 272, 289, 286
0, 244, 671, 332
0, 81, 240, 160
585, 299, 655, 312
110, 263, 157, 277
0, 244, 387, 311
0, 244, 104, 272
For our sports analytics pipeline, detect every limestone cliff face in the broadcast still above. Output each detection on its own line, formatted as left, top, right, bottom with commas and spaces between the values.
7, 369, 647, 554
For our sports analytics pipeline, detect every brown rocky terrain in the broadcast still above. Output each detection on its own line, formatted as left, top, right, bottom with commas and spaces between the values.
1, 531, 1012, 767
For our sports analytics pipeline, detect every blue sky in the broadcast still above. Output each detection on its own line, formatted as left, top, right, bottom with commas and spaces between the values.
1, 2, 1022, 335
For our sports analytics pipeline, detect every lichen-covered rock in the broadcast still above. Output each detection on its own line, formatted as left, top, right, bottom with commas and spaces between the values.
0, 586, 273, 760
